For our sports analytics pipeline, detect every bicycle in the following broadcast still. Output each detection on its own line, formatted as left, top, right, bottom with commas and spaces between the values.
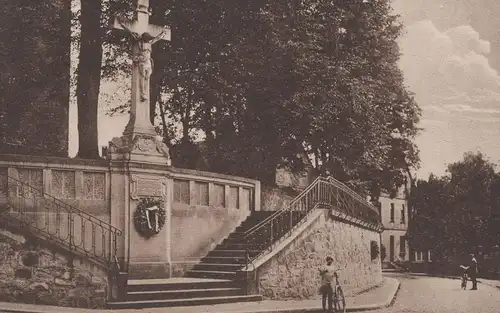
333, 272, 346, 313
460, 265, 469, 290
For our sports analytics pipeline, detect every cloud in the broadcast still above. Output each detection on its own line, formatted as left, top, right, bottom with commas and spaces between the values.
399, 20, 500, 108
399, 20, 500, 177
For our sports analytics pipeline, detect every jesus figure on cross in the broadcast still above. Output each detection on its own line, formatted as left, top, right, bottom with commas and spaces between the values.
118, 19, 168, 102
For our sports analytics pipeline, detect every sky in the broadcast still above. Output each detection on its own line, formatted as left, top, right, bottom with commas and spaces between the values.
393, 0, 500, 179
68, 0, 500, 180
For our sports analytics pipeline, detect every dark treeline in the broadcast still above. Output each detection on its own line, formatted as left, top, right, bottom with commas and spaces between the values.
408, 152, 500, 274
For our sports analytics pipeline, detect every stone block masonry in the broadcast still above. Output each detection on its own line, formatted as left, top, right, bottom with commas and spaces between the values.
0, 231, 107, 309
257, 210, 382, 299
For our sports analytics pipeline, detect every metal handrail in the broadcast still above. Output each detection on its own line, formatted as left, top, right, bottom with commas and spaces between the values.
243, 177, 326, 240
326, 176, 379, 215
244, 175, 324, 236
0, 173, 122, 270
241, 176, 381, 266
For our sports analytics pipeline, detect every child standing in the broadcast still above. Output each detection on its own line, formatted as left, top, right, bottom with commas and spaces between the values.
319, 256, 336, 312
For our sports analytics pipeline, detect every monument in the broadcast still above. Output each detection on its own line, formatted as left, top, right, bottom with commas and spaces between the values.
107, 0, 171, 165
105, 0, 174, 280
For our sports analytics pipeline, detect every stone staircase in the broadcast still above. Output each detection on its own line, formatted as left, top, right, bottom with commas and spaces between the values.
107, 278, 261, 309
187, 210, 307, 280
108, 210, 308, 309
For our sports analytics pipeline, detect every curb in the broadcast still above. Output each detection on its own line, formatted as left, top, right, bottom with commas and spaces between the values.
220, 278, 401, 313
0, 279, 402, 313
345, 278, 401, 313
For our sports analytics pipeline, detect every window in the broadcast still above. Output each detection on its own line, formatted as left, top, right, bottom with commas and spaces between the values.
400, 236, 406, 255
173, 179, 190, 204
401, 204, 406, 224
390, 203, 395, 222
414, 251, 430, 262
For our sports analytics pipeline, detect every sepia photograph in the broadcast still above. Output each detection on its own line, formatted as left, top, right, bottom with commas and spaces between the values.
0, 0, 499, 312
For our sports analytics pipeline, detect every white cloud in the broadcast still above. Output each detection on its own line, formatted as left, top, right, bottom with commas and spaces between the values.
399, 20, 500, 107
399, 20, 500, 177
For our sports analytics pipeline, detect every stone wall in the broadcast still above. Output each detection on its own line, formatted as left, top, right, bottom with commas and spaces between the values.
261, 186, 297, 211
275, 165, 315, 191
0, 156, 110, 217
257, 210, 382, 299
169, 177, 254, 276
0, 160, 112, 263
0, 231, 107, 309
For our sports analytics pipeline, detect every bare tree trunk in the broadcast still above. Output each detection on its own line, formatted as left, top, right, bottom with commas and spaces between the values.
76, 0, 102, 159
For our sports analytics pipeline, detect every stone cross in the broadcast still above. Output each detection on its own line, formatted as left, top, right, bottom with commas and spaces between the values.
113, 0, 171, 137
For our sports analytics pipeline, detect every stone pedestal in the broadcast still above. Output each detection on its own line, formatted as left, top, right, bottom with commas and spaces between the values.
107, 134, 171, 165
107, 133, 172, 279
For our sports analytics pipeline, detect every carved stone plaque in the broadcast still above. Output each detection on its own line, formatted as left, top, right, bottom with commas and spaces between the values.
130, 174, 166, 200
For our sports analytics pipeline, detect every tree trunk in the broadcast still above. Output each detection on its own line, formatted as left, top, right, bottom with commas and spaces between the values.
76, 0, 102, 159
0, 1, 70, 157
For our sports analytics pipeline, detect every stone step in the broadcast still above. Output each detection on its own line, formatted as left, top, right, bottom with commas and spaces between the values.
127, 279, 236, 293
127, 287, 243, 301
217, 243, 267, 250
193, 263, 244, 272
186, 270, 237, 280
207, 249, 261, 258
200, 256, 247, 264
107, 294, 263, 309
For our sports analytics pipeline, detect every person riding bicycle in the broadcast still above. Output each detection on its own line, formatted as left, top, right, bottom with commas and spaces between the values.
319, 256, 336, 312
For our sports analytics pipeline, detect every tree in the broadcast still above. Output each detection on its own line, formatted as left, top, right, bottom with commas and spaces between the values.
0, 1, 71, 157
75, 0, 103, 159
408, 152, 500, 264
96, 0, 420, 193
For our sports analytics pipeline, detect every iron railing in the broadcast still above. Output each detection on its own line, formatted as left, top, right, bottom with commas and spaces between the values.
242, 176, 381, 267
0, 173, 123, 270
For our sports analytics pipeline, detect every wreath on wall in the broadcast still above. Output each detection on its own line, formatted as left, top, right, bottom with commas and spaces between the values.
133, 197, 166, 239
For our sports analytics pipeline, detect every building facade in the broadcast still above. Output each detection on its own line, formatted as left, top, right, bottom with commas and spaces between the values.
379, 188, 410, 265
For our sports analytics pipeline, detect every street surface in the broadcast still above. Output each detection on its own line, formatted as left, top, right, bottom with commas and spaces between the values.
374, 273, 500, 313
0, 274, 497, 313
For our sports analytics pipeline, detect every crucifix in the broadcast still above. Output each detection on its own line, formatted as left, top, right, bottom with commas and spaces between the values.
113, 0, 171, 137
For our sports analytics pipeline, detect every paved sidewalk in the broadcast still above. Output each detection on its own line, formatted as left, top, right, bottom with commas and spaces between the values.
0, 278, 400, 313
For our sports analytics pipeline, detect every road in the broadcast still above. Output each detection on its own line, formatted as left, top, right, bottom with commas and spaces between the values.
374, 273, 500, 313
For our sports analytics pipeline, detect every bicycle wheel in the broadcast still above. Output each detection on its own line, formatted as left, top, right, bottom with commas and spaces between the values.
334, 286, 346, 313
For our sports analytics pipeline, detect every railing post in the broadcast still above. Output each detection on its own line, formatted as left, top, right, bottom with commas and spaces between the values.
270, 220, 274, 247
245, 248, 249, 270
69, 214, 74, 252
